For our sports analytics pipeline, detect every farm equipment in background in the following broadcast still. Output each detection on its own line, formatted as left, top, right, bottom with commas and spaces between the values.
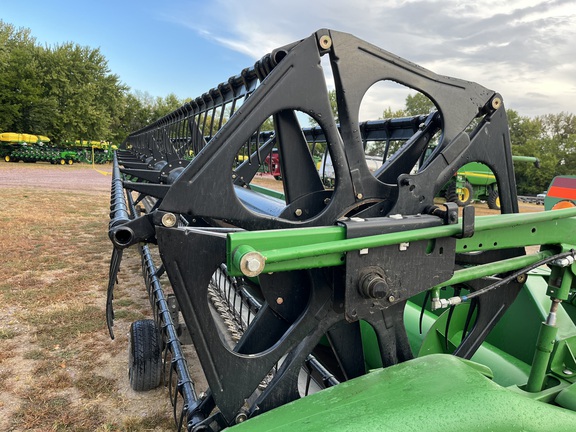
443, 155, 541, 210
261, 116, 425, 183
544, 175, 576, 210
106, 29, 576, 431
1, 132, 113, 164
67, 139, 115, 164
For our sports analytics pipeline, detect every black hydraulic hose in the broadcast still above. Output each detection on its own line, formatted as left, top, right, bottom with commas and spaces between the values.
461, 250, 575, 302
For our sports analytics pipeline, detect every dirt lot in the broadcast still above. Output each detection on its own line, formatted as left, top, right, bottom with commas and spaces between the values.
0, 162, 183, 431
0, 162, 544, 431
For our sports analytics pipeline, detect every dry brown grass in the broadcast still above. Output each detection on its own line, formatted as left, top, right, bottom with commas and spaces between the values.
0, 165, 174, 431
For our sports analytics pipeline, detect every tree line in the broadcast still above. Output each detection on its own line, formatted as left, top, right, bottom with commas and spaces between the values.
2, 21, 574, 195
0, 21, 183, 145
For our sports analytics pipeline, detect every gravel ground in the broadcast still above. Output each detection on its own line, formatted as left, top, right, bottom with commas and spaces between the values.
0, 162, 112, 193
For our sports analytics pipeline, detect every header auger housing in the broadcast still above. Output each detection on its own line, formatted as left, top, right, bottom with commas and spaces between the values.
107, 29, 576, 431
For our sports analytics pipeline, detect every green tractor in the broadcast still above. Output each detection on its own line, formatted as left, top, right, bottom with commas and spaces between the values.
445, 156, 540, 210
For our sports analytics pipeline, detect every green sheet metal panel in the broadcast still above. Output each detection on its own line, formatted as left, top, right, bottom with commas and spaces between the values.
229, 354, 576, 431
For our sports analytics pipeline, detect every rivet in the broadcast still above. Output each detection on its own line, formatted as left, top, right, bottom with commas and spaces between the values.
319, 35, 332, 50
492, 97, 502, 110
161, 213, 177, 227
235, 412, 248, 424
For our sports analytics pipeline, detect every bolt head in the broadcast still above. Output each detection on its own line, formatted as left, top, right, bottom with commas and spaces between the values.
235, 413, 248, 424
240, 251, 265, 277
161, 212, 177, 227
319, 35, 332, 49
491, 97, 502, 110
246, 258, 261, 273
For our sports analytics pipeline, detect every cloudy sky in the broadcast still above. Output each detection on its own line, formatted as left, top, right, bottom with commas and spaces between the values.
3, 0, 575, 117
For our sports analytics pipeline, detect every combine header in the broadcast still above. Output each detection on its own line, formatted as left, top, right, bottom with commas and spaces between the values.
107, 29, 576, 430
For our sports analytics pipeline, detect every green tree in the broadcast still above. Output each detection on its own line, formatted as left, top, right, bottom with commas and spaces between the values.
510, 111, 576, 194
39, 42, 127, 142
382, 92, 435, 119
151, 93, 183, 120
404, 92, 435, 116
0, 21, 127, 143
0, 21, 44, 133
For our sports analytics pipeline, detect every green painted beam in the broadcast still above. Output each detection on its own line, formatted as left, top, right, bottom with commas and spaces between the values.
227, 208, 576, 276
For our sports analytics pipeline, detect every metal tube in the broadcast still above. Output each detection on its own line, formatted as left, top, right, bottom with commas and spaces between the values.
109, 152, 130, 229
230, 207, 576, 276
525, 320, 558, 393
436, 250, 554, 289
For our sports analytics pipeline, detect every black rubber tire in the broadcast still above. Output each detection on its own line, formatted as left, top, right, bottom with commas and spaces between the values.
445, 181, 473, 206
487, 189, 501, 210
128, 319, 163, 391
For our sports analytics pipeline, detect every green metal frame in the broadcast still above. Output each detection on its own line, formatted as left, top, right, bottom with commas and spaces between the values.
224, 208, 576, 429
227, 207, 576, 278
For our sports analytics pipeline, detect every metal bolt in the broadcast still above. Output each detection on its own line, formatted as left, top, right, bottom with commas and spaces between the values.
161, 212, 177, 227
246, 258, 261, 273
516, 273, 527, 284
235, 412, 248, 424
276, 297, 284, 305
388, 295, 396, 303
324, 198, 331, 205
359, 273, 387, 299
240, 251, 266, 277
356, 193, 363, 199
319, 35, 332, 50
491, 97, 502, 110
295, 208, 303, 217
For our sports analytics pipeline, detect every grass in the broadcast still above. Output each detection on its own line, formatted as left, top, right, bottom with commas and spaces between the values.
0, 166, 175, 431
0, 327, 17, 340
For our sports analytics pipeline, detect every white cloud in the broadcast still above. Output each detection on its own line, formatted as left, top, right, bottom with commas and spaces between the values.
168, 0, 576, 116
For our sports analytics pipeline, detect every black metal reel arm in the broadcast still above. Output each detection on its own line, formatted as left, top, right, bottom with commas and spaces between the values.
114, 29, 524, 429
